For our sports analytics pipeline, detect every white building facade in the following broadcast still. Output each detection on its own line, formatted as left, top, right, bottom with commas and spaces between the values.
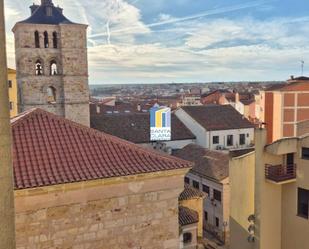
175, 106, 254, 150
185, 172, 230, 243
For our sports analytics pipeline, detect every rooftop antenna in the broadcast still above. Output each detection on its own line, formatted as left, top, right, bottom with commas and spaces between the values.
301, 60, 305, 76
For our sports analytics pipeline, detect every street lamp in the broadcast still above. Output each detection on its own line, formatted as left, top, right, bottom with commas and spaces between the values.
0, 0, 16, 248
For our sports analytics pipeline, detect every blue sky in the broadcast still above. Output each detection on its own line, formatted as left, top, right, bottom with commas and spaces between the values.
4, 0, 309, 84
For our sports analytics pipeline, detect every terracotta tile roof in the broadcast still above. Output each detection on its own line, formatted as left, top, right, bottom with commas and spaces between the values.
11, 109, 192, 190
173, 144, 229, 182
90, 113, 195, 143
179, 206, 199, 226
181, 105, 254, 131
179, 184, 205, 201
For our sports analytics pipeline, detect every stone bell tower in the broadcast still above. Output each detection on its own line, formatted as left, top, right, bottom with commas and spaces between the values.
12, 0, 90, 126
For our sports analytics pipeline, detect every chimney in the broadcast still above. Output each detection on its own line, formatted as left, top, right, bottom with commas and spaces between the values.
235, 92, 240, 103
290, 75, 294, 80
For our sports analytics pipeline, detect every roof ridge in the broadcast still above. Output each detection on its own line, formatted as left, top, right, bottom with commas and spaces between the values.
13, 108, 192, 167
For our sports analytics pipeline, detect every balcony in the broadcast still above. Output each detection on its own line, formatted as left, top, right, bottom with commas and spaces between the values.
265, 164, 296, 183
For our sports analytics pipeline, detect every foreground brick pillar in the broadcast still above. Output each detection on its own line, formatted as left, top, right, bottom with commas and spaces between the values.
0, 0, 16, 248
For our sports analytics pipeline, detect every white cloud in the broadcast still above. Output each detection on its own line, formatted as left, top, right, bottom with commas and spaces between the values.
87, 16, 309, 83
4, 0, 309, 83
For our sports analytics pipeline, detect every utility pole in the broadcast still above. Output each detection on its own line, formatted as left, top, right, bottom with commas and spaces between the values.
0, 0, 16, 248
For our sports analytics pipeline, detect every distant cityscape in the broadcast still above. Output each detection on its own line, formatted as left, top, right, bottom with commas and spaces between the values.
1, 1, 309, 249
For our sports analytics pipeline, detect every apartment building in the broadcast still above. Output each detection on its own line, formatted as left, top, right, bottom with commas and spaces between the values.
8, 68, 18, 117
181, 94, 202, 106
174, 144, 230, 243
229, 128, 309, 249
264, 76, 309, 143
175, 105, 255, 150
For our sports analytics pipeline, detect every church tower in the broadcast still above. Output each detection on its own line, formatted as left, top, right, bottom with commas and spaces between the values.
13, 0, 90, 126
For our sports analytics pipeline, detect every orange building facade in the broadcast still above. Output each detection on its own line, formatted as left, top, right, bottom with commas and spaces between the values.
264, 77, 309, 143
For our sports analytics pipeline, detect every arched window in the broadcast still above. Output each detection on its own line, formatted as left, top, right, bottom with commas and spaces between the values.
35, 60, 43, 75
183, 232, 192, 244
47, 86, 56, 103
44, 31, 49, 48
50, 60, 58, 75
53, 32, 58, 48
35, 31, 40, 48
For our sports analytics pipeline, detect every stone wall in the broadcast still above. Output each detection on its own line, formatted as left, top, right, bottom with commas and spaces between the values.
15, 169, 188, 249
13, 23, 90, 127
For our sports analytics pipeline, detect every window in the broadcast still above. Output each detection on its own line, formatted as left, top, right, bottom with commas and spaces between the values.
8, 80, 12, 88
213, 189, 222, 202
192, 180, 199, 190
53, 32, 58, 48
302, 148, 309, 160
227, 135, 233, 146
298, 188, 309, 219
35, 60, 43, 75
47, 86, 56, 103
35, 31, 40, 48
213, 136, 219, 144
183, 232, 192, 244
44, 31, 49, 48
184, 177, 190, 184
239, 134, 246, 145
204, 211, 208, 221
215, 217, 220, 227
202, 184, 210, 195
50, 60, 58, 75
9, 102, 13, 110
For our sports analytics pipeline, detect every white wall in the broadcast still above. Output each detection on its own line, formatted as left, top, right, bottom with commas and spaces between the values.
175, 109, 208, 148
186, 173, 229, 236
235, 101, 245, 115
208, 128, 255, 150
176, 108, 254, 150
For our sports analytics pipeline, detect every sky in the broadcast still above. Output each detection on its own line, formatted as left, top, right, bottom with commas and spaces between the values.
4, 0, 309, 84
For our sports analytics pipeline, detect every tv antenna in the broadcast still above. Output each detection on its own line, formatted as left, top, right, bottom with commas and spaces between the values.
301, 60, 305, 76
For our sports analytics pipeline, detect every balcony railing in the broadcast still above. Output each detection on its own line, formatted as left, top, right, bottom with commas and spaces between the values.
265, 164, 296, 183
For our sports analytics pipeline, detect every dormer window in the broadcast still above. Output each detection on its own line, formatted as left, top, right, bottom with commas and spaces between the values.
52, 32, 58, 48
50, 60, 58, 75
44, 31, 49, 48
35, 31, 40, 48
35, 60, 43, 75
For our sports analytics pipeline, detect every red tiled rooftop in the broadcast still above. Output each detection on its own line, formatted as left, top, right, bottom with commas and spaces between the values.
11, 109, 192, 190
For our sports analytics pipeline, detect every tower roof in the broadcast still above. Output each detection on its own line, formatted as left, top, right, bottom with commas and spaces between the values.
17, 0, 77, 25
